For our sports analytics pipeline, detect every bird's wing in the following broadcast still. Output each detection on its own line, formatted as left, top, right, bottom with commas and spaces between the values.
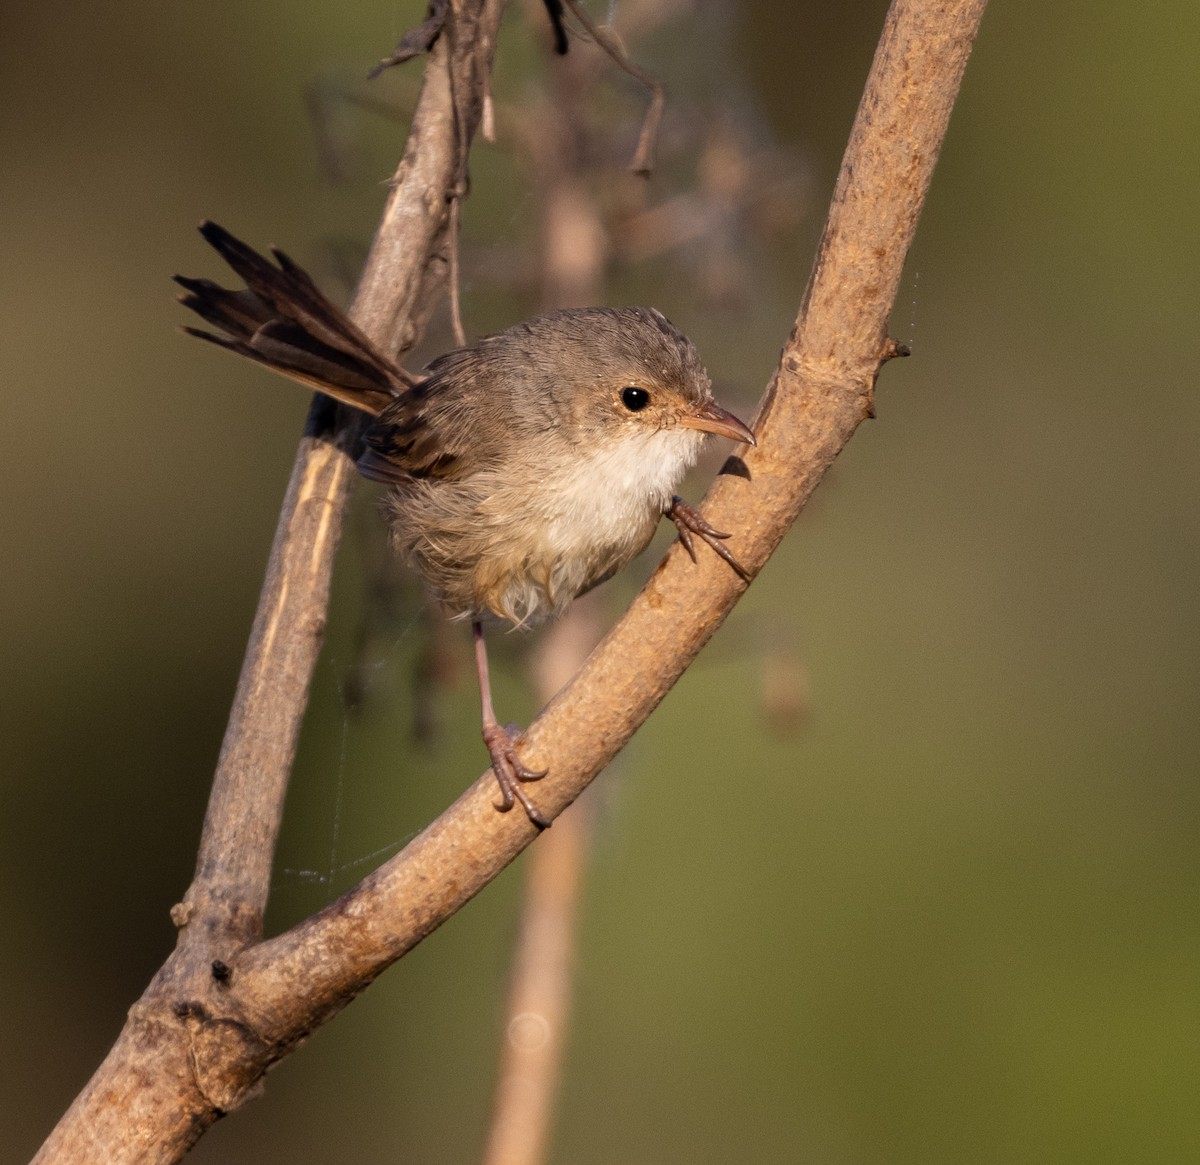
359, 347, 502, 482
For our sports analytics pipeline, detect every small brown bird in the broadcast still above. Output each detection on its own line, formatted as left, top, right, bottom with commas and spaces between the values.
177, 222, 755, 826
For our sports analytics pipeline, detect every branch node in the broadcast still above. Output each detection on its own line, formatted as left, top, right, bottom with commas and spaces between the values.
170, 899, 195, 929
369, 0, 451, 79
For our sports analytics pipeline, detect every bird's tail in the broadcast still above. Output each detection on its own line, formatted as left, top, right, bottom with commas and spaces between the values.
174, 221, 412, 417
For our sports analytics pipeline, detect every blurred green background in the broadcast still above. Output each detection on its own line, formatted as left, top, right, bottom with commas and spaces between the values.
3, 1, 1198, 1161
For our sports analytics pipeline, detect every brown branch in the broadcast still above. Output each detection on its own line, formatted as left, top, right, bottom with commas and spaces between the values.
33, 3, 506, 1162
482, 50, 609, 1155
184, 2, 502, 947
481, 796, 595, 1165
481, 602, 604, 1165
225, 0, 988, 1042
34, 1, 987, 1160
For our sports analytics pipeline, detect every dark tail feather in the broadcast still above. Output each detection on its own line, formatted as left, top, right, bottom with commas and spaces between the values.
175, 222, 413, 417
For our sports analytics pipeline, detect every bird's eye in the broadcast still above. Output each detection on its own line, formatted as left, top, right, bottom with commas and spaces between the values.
621, 386, 650, 412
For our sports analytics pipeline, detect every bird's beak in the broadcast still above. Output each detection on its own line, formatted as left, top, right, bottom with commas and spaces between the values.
679, 400, 757, 446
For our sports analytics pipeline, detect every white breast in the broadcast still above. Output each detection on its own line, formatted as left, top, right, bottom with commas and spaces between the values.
539, 426, 706, 556
463, 425, 708, 626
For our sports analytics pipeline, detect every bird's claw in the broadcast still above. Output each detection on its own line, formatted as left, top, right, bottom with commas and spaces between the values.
482, 722, 550, 829
667, 496, 751, 582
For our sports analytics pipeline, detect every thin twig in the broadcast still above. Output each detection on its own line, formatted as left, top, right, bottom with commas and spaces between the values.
32, 4, 507, 1162
448, 194, 469, 346
482, 47, 608, 1156
562, 0, 665, 175
369, 0, 451, 78
482, 604, 604, 1165
482, 84, 497, 142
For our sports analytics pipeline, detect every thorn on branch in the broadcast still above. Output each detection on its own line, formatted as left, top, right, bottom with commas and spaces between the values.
543, 0, 569, 55
369, 0, 450, 79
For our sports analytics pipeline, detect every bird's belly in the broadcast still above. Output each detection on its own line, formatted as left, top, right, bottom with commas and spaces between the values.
476, 459, 679, 624
477, 501, 659, 628
394, 428, 701, 627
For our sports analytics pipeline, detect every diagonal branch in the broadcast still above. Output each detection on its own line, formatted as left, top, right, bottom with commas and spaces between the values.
34, 2, 987, 1161
181, 0, 505, 944
229, 0, 989, 1042
33, 4, 507, 1163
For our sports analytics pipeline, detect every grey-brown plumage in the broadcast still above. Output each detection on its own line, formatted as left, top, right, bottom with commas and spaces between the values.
367, 307, 720, 626
177, 223, 755, 824
178, 222, 751, 627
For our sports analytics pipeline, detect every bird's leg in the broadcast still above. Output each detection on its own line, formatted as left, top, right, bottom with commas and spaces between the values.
666, 496, 752, 582
473, 620, 550, 828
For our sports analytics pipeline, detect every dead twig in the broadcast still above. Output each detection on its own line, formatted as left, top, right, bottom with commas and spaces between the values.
482, 44, 609, 1157
562, 0, 665, 175
482, 603, 604, 1165
369, 0, 451, 78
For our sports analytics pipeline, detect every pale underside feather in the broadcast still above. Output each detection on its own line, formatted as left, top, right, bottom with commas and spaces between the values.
387, 424, 706, 625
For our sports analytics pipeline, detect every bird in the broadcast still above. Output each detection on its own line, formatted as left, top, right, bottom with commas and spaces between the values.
176, 222, 755, 827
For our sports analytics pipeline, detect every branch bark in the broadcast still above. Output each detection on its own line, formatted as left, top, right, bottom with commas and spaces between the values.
34, 3, 505, 1162
229, 0, 987, 1036
483, 48, 613, 1156
34, 0, 987, 1160
186, 0, 505, 942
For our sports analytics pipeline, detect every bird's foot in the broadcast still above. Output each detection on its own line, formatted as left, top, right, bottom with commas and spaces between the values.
667, 496, 751, 582
482, 722, 550, 829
